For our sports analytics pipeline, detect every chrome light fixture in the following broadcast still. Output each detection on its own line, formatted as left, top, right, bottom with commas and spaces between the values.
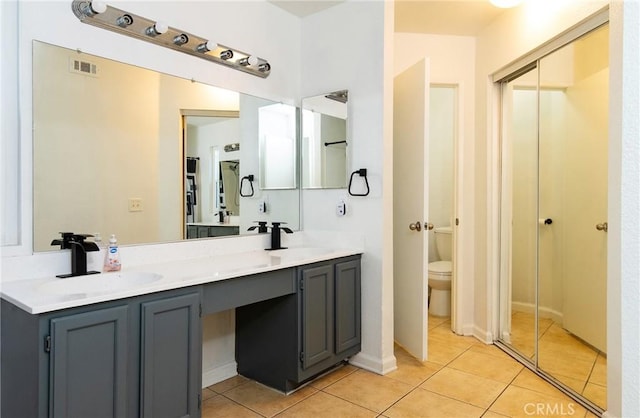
71, 0, 271, 78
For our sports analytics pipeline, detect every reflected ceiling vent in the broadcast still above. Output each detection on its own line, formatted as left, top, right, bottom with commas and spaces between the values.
325, 90, 348, 103
69, 57, 99, 77
224, 143, 240, 152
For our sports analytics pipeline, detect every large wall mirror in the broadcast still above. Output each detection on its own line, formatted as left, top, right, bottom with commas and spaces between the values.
301, 90, 348, 189
32, 41, 299, 252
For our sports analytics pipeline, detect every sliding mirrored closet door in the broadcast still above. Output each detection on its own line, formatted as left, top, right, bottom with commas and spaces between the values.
498, 22, 609, 412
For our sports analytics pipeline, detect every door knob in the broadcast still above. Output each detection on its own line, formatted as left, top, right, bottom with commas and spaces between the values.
595, 222, 608, 232
425, 222, 435, 230
409, 221, 422, 232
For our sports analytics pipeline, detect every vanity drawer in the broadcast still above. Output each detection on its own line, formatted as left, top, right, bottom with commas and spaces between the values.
202, 268, 296, 315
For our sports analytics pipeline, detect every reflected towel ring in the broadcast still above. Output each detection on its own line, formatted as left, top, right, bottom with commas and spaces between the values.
348, 168, 370, 197
240, 174, 255, 197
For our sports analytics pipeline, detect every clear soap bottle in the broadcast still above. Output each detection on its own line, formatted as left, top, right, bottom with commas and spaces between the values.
104, 234, 122, 272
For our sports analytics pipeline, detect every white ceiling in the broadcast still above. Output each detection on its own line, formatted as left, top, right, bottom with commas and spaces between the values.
268, 0, 506, 36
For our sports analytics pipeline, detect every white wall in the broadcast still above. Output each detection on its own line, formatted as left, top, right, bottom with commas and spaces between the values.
300, 1, 395, 373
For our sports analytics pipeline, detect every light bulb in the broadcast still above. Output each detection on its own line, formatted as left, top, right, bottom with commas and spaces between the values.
258, 62, 271, 72
145, 22, 168, 36
196, 40, 217, 53
116, 14, 133, 27
220, 50, 234, 60
89, 0, 107, 14
173, 34, 189, 45
239, 55, 259, 66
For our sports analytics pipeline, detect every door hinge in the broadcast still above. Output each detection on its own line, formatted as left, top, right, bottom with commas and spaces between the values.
44, 335, 51, 353
299, 278, 304, 291
198, 393, 201, 410
455, 218, 459, 226
299, 351, 304, 363
199, 304, 202, 318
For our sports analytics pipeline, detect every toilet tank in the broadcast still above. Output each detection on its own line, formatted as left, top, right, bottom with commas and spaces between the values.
434, 226, 452, 261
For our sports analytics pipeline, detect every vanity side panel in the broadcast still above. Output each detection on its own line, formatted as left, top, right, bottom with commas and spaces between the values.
1, 299, 48, 418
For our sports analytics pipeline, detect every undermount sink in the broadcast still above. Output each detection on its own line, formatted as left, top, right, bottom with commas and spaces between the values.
38, 271, 163, 296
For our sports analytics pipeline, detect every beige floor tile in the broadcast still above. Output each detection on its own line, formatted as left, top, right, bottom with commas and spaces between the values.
538, 352, 594, 382
489, 385, 586, 418
384, 387, 484, 418
202, 395, 261, 418
588, 354, 607, 387
323, 369, 414, 413
426, 339, 468, 365
429, 326, 477, 350
511, 368, 568, 399
202, 388, 217, 401
224, 381, 317, 417
481, 411, 510, 418
582, 383, 606, 409
276, 391, 377, 418
468, 342, 516, 361
448, 350, 523, 383
548, 373, 587, 394
428, 315, 448, 329
386, 351, 442, 386
420, 367, 508, 408
309, 364, 358, 390
208, 375, 251, 394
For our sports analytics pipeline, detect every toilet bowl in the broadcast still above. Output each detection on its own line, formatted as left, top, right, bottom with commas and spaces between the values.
428, 226, 452, 317
428, 261, 452, 317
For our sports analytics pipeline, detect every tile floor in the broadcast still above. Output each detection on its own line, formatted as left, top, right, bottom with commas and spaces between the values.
508, 311, 607, 409
201, 315, 598, 417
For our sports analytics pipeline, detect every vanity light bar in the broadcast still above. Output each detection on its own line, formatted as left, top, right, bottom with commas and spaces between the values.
71, 0, 271, 78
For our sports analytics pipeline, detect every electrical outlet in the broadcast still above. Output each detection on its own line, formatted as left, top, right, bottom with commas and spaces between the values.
336, 200, 346, 217
128, 198, 143, 212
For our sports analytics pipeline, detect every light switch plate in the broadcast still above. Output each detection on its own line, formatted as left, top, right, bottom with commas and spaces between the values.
128, 198, 143, 212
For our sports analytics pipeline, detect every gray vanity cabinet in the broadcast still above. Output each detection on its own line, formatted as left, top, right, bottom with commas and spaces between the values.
49, 305, 129, 418
235, 255, 361, 392
139, 293, 201, 418
1, 287, 202, 418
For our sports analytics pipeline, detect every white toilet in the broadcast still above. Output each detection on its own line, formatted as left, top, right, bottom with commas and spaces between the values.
428, 226, 452, 317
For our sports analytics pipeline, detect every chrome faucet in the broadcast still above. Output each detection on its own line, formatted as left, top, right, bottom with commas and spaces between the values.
51, 232, 100, 278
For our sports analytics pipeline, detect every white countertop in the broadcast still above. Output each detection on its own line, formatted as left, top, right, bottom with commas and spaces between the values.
1, 247, 362, 315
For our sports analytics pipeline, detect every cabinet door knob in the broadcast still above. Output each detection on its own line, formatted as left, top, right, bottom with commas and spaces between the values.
425, 222, 435, 230
409, 221, 422, 232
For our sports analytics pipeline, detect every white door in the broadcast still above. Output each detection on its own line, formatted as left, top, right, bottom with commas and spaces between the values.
393, 59, 429, 361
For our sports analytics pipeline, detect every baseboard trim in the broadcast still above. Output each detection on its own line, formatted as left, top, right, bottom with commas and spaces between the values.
473, 326, 494, 344
202, 361, 238, 388
349, 352, 397, 375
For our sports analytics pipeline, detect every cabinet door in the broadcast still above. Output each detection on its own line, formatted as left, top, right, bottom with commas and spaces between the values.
49, 305, 128, 418
300, 264, 334, 370
335, 259, 361, 354
140, 293, 201, 418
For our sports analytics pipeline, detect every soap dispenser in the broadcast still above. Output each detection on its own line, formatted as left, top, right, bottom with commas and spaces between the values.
104, 234, 122, 272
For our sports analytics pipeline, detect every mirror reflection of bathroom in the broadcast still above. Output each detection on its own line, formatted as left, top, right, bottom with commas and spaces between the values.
427, 85, 456, 319
184, 114, 241, 239
301, 90, 348, 189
